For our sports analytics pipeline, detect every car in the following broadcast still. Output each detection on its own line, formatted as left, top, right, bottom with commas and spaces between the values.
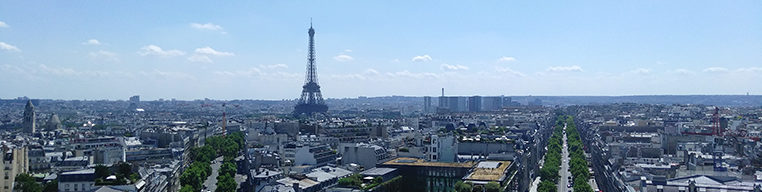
567, 184, 571, 188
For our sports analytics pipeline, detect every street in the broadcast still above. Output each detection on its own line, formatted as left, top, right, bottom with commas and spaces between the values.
203, 156, 223, 192
558, 125, 572, 192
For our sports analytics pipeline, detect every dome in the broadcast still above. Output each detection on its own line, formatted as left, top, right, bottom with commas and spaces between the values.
46, 114, 62, 130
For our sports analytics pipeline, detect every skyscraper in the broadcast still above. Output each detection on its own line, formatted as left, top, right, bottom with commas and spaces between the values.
128, 95, 140, 110
423, 96, 432, 113
483, 96, 504, 111
468, 96, 482, 112
23, 100, 35, 134
293, 22, 328, 116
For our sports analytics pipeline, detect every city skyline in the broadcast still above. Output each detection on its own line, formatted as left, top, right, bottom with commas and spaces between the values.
1, 1, 762, 100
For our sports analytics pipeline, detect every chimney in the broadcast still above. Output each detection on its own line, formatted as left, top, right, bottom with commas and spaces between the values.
441, 88, 444, 97
292, 182, 300, 192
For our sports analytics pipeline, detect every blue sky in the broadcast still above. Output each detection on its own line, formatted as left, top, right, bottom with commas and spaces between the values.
1, 1, 761, 100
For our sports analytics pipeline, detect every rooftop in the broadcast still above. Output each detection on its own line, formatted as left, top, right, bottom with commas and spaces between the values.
464, 160, 512, 182
61, 168, 95, 175
381, 157, 474, 168
360, 167, 397, 176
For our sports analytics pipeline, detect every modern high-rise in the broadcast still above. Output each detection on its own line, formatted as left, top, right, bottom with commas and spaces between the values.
129, 95, 140, 110
468, 96, 482, 112
129, 95, 140, 103
423, 96, 432, 113
22, 100, 35, 134
483, 96, 503, 111
502, 97, 513, 107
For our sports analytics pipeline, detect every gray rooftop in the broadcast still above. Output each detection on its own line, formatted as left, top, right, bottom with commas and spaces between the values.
476, 161, 501, 169
360, 167, 397, 176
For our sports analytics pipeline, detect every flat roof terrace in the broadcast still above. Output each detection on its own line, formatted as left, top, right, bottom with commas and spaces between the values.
464, 160, 513, 182
381, 157, 475, 168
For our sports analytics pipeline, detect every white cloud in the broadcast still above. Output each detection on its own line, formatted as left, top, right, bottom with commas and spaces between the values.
333, 54, 354, 62
2, 64, 122, 78
674, 68, 695, 75
140, 70, 195, 80
703, 67, 728, 72
386, 70, 439, 79
38, 64, 78, 76
440, 64, 469, 70
89, 50, 118, 62
547, 65, 583, 72
138, 45, 185, 57
344, 49, 353, 53
498, 56, 516, 62
194, 46, 234, 56
412, 54, 432, 62
213, 67, 299, 80
364, 68, 380, 75
330, 69, 381, 80
631, 68, 651, 74
187, 55, 212, 63
260, 64, 288, 69
495, 66, 525, 77
0, 21, 8, 28
190, 22, 223, 31
737, 67, 762, 73
0, 42, 20, 52
214, 67, 262, 77
82, 39, 101, 45
188, 47, 234, 63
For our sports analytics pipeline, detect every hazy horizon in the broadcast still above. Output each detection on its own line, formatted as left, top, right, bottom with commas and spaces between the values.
2, 1, 761, 100
4, 94, 762, 102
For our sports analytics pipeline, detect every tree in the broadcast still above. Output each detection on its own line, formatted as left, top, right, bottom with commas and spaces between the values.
219, 161, 237, 177
180, 166, 206, 191
227, 132, 245, 149
191, 145, 217, 163
206, 136, 225, 150
473, 185, 484, 192
15, 173, 42, 192
485, 181, 500, 192
454, 180, 472, 192
338, 174, 362, 188
538, 180, 556, 192
220, 139, 240, 158
216, 174, 237, 192
179, 185, 195, 192
113, 162, 132, 178
43, 180, 57, 192
95, 165, 111, 179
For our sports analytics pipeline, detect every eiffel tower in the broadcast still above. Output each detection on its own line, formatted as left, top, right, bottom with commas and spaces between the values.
293, 22, 328, 116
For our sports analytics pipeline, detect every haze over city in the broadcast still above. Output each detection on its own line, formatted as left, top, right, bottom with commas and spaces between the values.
4, 2, 762, 192
1, 1, 761, 100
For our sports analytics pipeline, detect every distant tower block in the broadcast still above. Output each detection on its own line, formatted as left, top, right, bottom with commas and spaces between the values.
23, 100, 35, 134
293, 21, 328, 116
